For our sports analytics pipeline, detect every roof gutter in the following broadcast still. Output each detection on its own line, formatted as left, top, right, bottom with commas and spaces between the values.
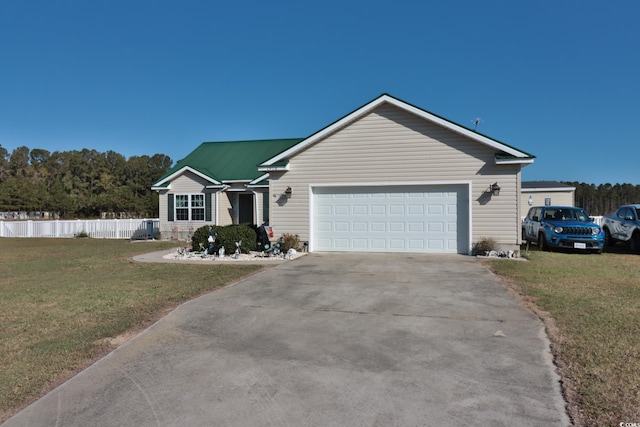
495, 157, 535, 165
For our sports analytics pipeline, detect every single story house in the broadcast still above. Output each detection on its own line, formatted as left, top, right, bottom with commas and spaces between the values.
521, 181, 576, 215
152, 94, 535, 254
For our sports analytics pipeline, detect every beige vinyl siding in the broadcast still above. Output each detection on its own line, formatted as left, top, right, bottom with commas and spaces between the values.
219, 192, 234, 225
269, 103, 522, 251
158, 189, 171, 237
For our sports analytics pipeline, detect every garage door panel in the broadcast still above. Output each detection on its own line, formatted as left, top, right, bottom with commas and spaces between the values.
317, 237, 332, 247
313, 185, 468, 254
318, 205, 332, 215
389, 239, 406, 249
335, 205, 350, 215
370, 222, 385, 232
317, 221, 332, 232
428, 240, 444, 250
334, 238, 350, 249
352, 239, 368, 249
371, 205, 386, 215
389, 205, 404, 215
352, 221, 367, 232
408, 205, 424, 215
371, 239, 386, 249
389, 222, 405, 232
353, 205, 367, 215
428, 222, 443, 232
334, 222, 349, 232
409, 239, 425, 249
428, 204, 444, 215
408, 222, 424, 232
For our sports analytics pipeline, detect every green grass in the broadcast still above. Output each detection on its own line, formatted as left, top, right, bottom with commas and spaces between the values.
0, 238, 267, 421
488, 249, 640, 426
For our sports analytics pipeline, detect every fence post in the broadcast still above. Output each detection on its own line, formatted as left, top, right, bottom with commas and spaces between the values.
0, 220, 3, 237
27, 220, 33, 237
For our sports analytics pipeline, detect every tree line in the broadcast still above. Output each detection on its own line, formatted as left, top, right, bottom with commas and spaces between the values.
566, 182, 640, 216
0, 144, 636, 219
0, 145, 172, 219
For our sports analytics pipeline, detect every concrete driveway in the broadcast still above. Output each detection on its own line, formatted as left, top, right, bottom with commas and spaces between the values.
3, 253, 569, 426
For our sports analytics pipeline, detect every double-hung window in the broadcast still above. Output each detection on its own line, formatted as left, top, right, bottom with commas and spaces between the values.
175, 194, 205, 221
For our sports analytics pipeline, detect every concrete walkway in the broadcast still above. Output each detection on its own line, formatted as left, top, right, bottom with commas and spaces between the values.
3, 253, 569, 426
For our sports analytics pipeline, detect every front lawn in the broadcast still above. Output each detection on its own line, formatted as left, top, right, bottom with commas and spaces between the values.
0, 238, 266, 422
488, 250, 640, 426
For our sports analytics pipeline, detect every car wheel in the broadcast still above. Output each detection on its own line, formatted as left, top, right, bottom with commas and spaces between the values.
538, 233, 548, 251
603, 228, 614, 247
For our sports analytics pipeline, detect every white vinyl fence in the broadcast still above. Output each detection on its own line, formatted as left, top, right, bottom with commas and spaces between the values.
0, 219, 159, 239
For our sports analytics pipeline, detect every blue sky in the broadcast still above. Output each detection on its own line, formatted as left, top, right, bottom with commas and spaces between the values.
1, 1, 638, 185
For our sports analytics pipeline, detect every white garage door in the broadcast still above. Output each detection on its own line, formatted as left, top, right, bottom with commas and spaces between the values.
312, 185, 468, 253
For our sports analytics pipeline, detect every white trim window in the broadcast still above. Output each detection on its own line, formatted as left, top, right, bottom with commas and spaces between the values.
175, 194, 205, 221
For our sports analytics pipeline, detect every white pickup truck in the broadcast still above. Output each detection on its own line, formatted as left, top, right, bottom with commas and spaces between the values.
602, 204, 640, 253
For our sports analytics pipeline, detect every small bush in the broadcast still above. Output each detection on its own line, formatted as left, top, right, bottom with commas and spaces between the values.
217, 225, 257, 254
472, 237, 498, 255
74, 231, 90, 238
280, 233, 301, 252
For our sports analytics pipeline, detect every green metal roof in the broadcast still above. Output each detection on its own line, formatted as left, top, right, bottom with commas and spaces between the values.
153, 138, 303, 186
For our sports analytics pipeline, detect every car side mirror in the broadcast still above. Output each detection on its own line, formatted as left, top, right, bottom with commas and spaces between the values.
532, 216, 539, 221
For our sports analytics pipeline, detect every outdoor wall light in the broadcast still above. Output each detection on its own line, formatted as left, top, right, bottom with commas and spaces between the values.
284, 186, 292, 198
528, 195, 534, 206
490, 182, 501, 196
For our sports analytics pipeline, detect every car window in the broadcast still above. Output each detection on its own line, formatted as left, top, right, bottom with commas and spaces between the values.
543, 208, 588, 221
634, 208, 640, 220
575, 210, 589, 221
618, 208, 630, 219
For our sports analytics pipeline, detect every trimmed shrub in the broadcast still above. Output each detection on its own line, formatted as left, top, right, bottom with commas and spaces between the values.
217, 225, 257, 254
192, 224, 257, 254
191, 225, 224, 252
